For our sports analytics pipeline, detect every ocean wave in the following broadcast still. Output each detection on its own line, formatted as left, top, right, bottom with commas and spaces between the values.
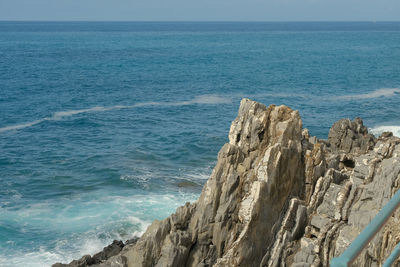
0, 248, 64, 267
184, 172, 211, 180
0, 119, 47, 133
0, 94, 231, 133
369, 125, 400, 137
188, 95, 232, 105
127, 216, 151, 237
0, 191, 195, 267
52, 106, 113, 119
0, 225, 142, 267
337, 88, 400, 100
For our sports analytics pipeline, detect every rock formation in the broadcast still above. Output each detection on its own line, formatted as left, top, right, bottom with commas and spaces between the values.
54, 99, 400, 267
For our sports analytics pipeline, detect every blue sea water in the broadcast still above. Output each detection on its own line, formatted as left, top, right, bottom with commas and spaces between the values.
0, 21, 400, 266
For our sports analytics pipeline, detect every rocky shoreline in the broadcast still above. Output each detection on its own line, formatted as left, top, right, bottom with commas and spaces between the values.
54, 99, 400, 267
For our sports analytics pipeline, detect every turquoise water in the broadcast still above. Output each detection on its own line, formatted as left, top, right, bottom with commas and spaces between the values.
0, 22, 400, 266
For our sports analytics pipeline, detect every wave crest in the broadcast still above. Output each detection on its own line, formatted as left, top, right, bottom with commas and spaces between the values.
369, 125, 400, 137
339, 88, 400, 100
0, 95, 230, 133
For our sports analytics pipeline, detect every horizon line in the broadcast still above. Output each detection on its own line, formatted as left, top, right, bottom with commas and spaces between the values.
1, 20, 400, 23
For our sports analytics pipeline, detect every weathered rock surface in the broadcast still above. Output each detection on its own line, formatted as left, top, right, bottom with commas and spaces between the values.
53, 240, 133, 267
327, 117, 376, 154
55, 99, 400, 267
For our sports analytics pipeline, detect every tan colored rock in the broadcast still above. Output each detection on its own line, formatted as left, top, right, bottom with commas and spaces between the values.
118, 99, 305, 267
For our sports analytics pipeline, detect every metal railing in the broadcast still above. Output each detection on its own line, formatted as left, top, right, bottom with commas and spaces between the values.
330, 189, 400, 267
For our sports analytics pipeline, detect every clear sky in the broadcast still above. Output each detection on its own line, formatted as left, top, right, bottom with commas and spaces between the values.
0, 0, 399, 21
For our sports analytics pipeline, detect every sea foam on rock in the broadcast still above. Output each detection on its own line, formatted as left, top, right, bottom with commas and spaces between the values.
54, 99, 400, 267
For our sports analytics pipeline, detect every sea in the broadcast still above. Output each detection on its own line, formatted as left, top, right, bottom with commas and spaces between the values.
0, 21, 399, 267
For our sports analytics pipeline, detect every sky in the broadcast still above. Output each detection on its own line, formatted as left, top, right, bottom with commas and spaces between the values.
0, 0, 399, 21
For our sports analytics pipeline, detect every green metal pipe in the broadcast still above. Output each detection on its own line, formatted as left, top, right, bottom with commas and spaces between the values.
330, 188, 400, 267
382, 241, 400, 267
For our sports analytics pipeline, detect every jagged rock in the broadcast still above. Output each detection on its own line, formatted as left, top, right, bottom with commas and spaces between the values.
53, 255, 95, 267
286, 133, 400, 266
92, 240, 125, 264
56, 99, 400, 267
95, 255, 128, 267
52, 240, 125, 267
125, 237, 139, 246
328, 117, 376, 154
96, 99, 304, 267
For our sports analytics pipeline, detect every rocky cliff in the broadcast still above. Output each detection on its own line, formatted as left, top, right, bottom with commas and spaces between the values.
54, 99, 400, 267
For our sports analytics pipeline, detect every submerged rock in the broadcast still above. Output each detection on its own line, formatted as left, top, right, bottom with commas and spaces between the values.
177, 180, 200, 188
56, 99, 400, 267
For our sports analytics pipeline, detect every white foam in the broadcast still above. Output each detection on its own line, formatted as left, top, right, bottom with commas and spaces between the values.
127, 216, 151, 237
338, 88, 400, 100
0, 248, 68, 267
0, 211, 155, 267
1, 180, 200, 266
0, 95, 231, 133
0, 119, 46, 133
189, 95, 232, 105
52, 106, 111, 119
161, 95, 232, 106
0, 232, 132, 267
184, 172, 210, 180
369, 126, 400, 137
249, 92, 305, 98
